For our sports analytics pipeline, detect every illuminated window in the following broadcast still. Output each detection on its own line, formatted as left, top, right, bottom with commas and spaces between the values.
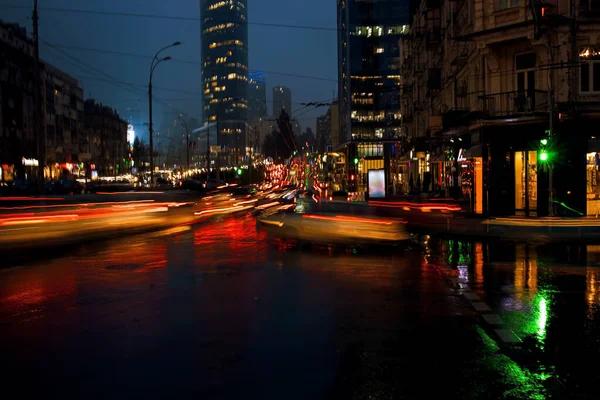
209, 43, 217, 49
375, 47, 384, 54
209, 115, 217, 121
227, 51, 233, 56
228, 73, 237, 80
580, 48, 600, 93
207, 1, 227, 11
203, 22, 236, 34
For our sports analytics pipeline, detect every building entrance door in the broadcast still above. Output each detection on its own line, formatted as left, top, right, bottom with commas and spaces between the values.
514, 151, 538, 216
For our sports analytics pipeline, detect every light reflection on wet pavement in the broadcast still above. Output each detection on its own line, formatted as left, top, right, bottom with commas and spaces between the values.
428, 239, 600, 399
0, 216, 589, 399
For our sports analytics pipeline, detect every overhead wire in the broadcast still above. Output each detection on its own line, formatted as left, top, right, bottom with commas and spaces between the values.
41, 39, 190, 117
42, 43, 337, 83
0, 3, 339, 32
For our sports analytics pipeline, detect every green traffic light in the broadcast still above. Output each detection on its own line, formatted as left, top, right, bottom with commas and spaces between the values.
353, 158, 359, 164
540, 151, 548, 161
540, 139, 548, 146
237, 168, 243, 175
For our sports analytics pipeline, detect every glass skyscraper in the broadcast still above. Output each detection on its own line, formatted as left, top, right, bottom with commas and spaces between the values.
337, 0, 410, 192
200, 0, 249, 123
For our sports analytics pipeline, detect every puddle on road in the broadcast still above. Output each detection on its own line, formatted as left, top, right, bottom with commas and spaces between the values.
425, 238, 600, 398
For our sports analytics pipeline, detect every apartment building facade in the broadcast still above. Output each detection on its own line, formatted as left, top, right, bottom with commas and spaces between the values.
402, 0, 600, 216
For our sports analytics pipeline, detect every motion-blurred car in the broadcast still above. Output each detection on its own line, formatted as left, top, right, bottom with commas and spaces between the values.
257, 211, 408, 245
47, 179, 84, 195
204, 179, 227, 190
329, 190, 349, 202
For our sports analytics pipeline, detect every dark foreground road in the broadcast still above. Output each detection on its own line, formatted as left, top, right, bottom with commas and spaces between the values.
0, 215, 567, 399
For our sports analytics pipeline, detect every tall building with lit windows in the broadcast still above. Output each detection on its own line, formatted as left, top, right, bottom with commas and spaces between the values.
248, 72, 267, 120
337, 0, 410, 194
200, 0, 248, 163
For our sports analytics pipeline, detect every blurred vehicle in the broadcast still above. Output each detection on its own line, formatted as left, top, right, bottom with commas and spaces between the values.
155, 177, 173, 190
88, 179, 133, 193
257, 211, 408, 244
11, 179, 37, 194
48, 179, 84, 195
329, 190, 349, 202
294, 190, 318, 213
181, 179, 205, 191
204, 179, 227, 190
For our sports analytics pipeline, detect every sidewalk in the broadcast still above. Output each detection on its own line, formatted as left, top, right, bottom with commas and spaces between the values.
330, 199, 600, 241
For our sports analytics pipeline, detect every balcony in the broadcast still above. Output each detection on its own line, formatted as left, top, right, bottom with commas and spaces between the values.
580, 0, 600, 15
442, 91, 485, 129
478, 90, 549, 118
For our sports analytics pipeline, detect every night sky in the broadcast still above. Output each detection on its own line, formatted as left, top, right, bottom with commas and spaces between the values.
1, 0, 338, 140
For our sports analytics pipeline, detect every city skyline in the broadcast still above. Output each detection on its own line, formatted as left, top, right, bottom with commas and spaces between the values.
0, 0, 338, 140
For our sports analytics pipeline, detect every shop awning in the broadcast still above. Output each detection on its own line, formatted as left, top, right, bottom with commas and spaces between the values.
430, 153, 446, 162
464, 144, 482, 158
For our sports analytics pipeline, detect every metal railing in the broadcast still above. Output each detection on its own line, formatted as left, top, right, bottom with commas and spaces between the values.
478, 90, 549, 118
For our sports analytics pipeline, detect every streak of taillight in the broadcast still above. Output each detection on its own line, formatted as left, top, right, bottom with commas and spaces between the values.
194, 206, 241, 216
233, 199, 258, 206
0, 197, 64, 201
302, 214, 394, 225
256, 201, 279, 210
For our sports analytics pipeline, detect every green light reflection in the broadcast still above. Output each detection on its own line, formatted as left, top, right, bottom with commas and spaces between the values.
537, 296, 548, 344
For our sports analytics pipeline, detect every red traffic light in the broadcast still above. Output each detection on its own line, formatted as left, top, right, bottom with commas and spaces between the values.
350, 174, 355, 181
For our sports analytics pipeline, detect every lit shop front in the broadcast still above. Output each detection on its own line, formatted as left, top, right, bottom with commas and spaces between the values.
514, 150, 538, 216
587, 151, 600, 216
457, 146, 484, 215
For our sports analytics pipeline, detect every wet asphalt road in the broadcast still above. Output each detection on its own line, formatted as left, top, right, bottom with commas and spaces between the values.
0, 215, 597, 399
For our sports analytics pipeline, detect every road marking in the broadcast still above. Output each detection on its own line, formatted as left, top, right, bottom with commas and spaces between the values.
495, 328, 522, 343
471, 302, 492, 312
463, 292, 480, 301
482, 314, 504, 325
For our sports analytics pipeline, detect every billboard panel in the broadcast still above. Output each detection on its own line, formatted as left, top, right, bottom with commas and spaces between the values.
368, 169, 385, 199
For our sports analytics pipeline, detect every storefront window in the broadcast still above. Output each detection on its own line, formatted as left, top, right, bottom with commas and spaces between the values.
586, 152, 600, 215
515, 151, 537, 215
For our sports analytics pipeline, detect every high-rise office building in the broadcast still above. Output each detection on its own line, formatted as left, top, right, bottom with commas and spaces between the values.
200, 0, 249, 164
272, 86, 292, 118
248, 72, 267, 120
337, 0, 409, 192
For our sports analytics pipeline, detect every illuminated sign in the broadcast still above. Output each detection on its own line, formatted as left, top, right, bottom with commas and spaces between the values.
22, 157, 39, 166
457, 149, 466, 162
127, 124, 135, 144
368, 169, 386, 199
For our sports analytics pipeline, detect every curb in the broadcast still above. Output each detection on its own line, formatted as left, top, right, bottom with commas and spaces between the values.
435, 264, 522, 345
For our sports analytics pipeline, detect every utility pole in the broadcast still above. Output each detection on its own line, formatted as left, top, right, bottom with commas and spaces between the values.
148, 81, 154, 184
33, 0, 45, 193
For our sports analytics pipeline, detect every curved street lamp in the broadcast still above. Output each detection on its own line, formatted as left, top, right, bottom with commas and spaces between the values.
148, 41, 181, 185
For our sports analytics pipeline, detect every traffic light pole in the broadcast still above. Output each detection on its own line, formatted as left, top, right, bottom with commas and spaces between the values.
548, 92, 554, 217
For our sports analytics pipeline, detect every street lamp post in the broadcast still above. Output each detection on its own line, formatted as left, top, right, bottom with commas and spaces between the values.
149, 41, 180, 185
178, 115, 190, 170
